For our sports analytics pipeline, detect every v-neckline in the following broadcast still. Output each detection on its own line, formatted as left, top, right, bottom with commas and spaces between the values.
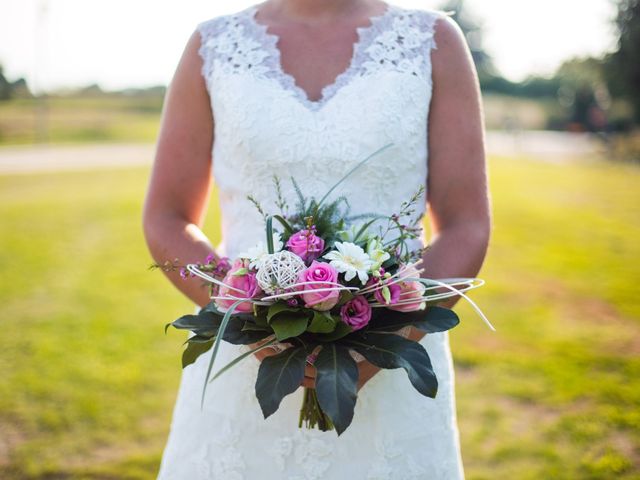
245, 1, 394, 112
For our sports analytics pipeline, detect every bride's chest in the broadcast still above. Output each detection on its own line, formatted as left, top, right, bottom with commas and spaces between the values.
198, 5, 439, 120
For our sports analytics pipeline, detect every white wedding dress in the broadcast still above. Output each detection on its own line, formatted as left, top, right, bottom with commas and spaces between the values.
157, 2, 465, 479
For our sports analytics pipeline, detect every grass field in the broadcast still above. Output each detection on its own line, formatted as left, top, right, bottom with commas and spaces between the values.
0, 93, 565, 147
0, 154, 638, 479
0, 97, 162, 146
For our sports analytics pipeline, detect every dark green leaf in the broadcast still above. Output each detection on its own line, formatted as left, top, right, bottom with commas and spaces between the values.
201, 300, 226, 315
343, 332, 438, 398
255, 346, 307, 418
222, 318, 273, 345
183, 334, 216, 345
241, 321, 271, 332
314, 344, 359, 436
367, 305, 460, 334
307, 310, 337, 333
182, 338, 214, 368
170, 311, 221, 332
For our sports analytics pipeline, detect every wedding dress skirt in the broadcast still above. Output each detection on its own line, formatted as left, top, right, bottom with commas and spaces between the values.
157, 3, 465, 478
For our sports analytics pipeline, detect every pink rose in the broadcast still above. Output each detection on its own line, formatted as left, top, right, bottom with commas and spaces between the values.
340, 295, 372, 331
286, 228, 325, 263
296, 260, 340, 311
387, 264, 426, 312
215, 258, 262, 313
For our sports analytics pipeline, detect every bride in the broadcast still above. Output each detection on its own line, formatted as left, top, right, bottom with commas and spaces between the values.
143, 0, 491, 478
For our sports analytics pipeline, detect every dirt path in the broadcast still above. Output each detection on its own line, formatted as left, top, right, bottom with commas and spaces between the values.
0, 142, 155, 174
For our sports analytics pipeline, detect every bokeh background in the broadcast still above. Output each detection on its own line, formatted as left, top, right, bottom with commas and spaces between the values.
0, 0, 638, 478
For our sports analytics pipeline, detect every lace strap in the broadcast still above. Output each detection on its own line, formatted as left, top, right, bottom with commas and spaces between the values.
413, 9, 452, 51
196, 15, 242, 93
354, 8, 448, 83
196, 16, 227, 94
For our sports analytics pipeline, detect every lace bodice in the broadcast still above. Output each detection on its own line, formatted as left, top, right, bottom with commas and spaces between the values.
195, 2, 446, 261
157, 3, 465, 479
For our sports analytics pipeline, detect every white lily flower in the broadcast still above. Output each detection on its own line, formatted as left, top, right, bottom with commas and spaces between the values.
323, 241, 374, 284
237, 232, 284, 270
367, 237, 390, 271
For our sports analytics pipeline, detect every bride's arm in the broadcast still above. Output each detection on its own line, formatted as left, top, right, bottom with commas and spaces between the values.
405, 14, 492, 344
422, 13, 491, 303
142, 30, 218, 309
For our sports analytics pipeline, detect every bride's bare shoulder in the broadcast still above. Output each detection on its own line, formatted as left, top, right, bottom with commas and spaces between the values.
423, 10, 475, 81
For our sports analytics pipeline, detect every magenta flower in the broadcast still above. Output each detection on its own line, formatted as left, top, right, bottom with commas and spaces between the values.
387, 264, 427, 312
286, 227, 325, 263
215, 258, 262, 313
374, 280, 402, 305
340, 295, 372, 331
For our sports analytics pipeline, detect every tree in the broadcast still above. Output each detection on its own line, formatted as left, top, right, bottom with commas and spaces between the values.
605, 0, 640, 123
0, 64, 10, 100
0, 63, 33, 100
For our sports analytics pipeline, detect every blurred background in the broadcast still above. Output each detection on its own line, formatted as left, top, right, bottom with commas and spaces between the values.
0, 0, 638, 478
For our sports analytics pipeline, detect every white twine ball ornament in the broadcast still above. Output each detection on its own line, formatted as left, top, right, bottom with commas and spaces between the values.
255, 250, 306, 295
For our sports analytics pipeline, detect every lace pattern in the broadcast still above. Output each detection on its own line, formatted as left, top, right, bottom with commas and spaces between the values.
197, 4, 442, 112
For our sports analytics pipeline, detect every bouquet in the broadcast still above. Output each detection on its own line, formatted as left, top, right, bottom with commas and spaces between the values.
153, 143, 494, 435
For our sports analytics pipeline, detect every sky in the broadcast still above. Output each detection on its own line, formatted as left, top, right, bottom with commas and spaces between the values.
0, 0, 618, 94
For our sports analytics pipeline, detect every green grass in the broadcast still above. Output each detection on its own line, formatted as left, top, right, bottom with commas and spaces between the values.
0, 97, 162, 146
0, 154, 638, 478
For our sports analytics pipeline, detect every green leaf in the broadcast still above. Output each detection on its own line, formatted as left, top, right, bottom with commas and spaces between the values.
343, 332, 438, 398
267, 302, 300, 323
266, 215, 274, 254
313, 321, 353, 342
255, 346, 307, 418
367, 305, 460, 334
307, 310, 337, 333
270, 313, 309, 341
314, 344, 359, 436
182, 338, 214, 368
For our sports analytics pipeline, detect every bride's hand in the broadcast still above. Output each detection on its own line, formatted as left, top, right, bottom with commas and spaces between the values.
356, 360, 381, 391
